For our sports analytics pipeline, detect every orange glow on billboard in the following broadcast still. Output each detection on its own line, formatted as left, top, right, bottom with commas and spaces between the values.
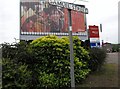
20, 1, 86, 34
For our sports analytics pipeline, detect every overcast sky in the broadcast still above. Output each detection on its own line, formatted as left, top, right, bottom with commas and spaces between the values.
0, 0, 119, 44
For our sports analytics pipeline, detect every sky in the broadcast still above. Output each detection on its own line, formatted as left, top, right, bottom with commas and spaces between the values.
0, 0, 119, 44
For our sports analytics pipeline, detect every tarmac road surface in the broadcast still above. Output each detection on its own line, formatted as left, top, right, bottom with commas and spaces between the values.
106, 52, 119, 64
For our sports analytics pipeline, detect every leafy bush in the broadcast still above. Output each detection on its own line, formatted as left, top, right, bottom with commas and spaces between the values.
2, 58, 32, 88
2, 42, 31, 63
38, 72, 59, 88
2, 35, 91, 88
30, 35, 90, 88
88, 47, 107, 72
112, 44, 120, 52
2, 43, 18, 59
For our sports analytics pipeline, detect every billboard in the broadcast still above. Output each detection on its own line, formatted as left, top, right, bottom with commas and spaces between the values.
20, 0, 86, 35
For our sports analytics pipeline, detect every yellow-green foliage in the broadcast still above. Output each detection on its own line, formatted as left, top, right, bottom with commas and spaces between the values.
30, 35, 90, 88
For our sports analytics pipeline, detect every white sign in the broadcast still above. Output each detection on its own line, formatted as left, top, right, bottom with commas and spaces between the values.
48, 0, 88, 14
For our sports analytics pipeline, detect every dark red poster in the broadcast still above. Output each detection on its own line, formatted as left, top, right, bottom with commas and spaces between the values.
89, 25, 99, 38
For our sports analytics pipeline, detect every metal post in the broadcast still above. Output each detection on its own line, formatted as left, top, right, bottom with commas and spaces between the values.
0, 44, 2, 89
68, 9, 75, 88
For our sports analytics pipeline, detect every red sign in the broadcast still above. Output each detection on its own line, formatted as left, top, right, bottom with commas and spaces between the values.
89, 25, 99, 38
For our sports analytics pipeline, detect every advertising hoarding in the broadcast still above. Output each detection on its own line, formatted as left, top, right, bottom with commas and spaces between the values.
20, 0, 86, 35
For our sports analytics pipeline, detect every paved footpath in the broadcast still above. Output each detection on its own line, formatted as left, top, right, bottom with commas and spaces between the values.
106, 52, 119, 64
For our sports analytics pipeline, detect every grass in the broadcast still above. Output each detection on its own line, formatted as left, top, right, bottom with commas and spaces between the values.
76, 63, 118, 87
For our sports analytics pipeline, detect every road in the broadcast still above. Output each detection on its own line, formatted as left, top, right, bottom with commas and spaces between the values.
106, 52, 119, 64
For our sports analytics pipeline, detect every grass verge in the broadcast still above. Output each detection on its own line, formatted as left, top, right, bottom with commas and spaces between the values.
76, 63, 118, 87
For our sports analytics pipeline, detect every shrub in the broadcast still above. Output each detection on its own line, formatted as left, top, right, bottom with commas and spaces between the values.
2, 58, 32, 88
38, 72, 59, 88
2, 42, 31, 64
112, 44, 120, 52
30, 35, 90, 88
88, 47, 107, 72
2, 35, 91, 88
2, 43, 17, 59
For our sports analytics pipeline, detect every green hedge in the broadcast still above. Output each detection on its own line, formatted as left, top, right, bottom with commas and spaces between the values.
2, 35, 91, 88
2, 58, 32, 88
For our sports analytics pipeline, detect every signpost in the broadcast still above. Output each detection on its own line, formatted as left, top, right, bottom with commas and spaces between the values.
68, 9, 75, 88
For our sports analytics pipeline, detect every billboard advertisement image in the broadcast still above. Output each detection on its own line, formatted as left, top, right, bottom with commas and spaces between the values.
20, 0, 86, 35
